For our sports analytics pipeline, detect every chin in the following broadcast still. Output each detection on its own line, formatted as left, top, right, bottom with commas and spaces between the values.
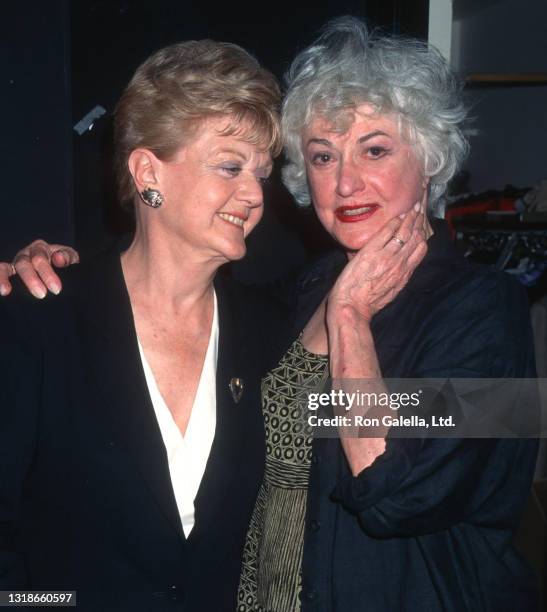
219, 241, 247, 262
334, 229, 374, 252
229, 249, 246, 261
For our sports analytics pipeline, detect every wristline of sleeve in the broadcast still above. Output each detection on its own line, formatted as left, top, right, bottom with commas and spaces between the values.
331, 437, 424, 513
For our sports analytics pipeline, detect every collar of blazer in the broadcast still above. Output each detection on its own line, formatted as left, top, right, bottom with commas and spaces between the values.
70, 248, 252, 544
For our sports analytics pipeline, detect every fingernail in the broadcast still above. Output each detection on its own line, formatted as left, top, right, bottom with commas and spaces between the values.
52, 250, 68, 266
414, 201, 420, 212
31, 287, 47, 299
0, 284, 8, 296
50, 283, 61, 295
399, 213, 406, 219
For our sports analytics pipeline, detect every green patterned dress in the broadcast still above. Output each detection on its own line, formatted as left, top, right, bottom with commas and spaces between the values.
237, 337, 328, 612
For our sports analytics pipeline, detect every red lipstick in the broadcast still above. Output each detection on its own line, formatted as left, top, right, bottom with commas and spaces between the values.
334, 204, 380, 223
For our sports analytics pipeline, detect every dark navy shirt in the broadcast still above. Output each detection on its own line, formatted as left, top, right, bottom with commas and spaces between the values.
288, 221, 539, 611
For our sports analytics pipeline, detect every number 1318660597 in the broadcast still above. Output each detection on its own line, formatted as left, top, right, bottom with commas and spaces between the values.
0, 592, 76, 607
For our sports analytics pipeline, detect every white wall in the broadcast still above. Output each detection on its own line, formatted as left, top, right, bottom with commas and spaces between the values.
429, 0, 453, 61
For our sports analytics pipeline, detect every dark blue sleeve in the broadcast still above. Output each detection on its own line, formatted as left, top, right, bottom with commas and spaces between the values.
332, 272, 539, 538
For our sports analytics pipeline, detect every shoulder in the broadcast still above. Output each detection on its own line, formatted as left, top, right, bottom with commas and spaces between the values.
422, 246, 529, 331
383, 221, 536, 377
54, 248, 122, 301
0, 249, 122, 336
215, 270, 289, 324
407, 220, 529, 326
295, 249, 346, 293
283, 249, 346, 332
215, 272, 293, 368
0, 284, 49, 373
412, 261, 534, 376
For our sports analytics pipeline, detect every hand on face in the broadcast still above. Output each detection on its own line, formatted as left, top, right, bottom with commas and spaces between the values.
0, 240, 79, 298
327, 202, 428, 323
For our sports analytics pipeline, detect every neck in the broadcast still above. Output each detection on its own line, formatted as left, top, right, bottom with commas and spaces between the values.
121, 219, 222, 312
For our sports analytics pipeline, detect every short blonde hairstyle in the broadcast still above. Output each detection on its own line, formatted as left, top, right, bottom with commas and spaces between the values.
113, 40, 282, 206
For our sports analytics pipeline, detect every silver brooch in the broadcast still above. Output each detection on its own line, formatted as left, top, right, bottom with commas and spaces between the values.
229, 378, 244, 404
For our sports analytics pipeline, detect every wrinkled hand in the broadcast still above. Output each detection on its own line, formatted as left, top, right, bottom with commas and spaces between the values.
327, 203, 428, 474
328, 202, 428, 324
0, 240, 79, 298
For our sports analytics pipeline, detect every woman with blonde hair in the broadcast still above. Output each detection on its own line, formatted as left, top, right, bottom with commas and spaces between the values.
0, 39, 291, 611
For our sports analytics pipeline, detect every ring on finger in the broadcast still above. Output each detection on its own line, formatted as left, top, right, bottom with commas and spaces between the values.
392, 235, 406, 247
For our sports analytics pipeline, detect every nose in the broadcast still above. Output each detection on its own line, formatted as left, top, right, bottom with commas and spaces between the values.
236, 175, 264, 208
336, 158, 365, 198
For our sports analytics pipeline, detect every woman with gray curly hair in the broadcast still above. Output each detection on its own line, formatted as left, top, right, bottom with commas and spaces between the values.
282, 18, 468, 214
236, 17, 537, 612
1, 16, 538, 612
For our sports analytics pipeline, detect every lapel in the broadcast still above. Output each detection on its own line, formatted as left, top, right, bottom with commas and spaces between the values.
73, 250, 186, 543
72, 254, 261, 550
189, 273, 261, 543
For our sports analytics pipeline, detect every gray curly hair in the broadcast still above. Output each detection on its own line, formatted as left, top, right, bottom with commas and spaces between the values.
281, 16, 469, 214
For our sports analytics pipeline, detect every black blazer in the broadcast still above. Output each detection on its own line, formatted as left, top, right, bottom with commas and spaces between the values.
0, 250, 289, 611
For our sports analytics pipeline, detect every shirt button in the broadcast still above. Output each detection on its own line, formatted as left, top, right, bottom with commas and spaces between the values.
305, 589, 317, 601
169, 586, 179, 601
310, 520, 321, 532
311, 454, 319, 465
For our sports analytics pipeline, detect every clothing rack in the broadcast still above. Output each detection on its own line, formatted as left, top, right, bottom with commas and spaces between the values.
451, 212, 547, 299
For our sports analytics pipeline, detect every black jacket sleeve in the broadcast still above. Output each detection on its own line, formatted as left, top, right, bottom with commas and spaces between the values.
0, 300, 42, 587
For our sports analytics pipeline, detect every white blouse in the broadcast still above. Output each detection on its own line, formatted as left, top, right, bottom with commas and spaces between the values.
137, 292, 218, 537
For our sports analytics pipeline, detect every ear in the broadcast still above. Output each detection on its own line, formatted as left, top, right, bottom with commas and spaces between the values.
128, 148, 161, 194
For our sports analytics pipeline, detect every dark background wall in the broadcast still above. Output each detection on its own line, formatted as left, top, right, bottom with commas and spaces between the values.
1, 0, 429, 280
1, 1, 72, 260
